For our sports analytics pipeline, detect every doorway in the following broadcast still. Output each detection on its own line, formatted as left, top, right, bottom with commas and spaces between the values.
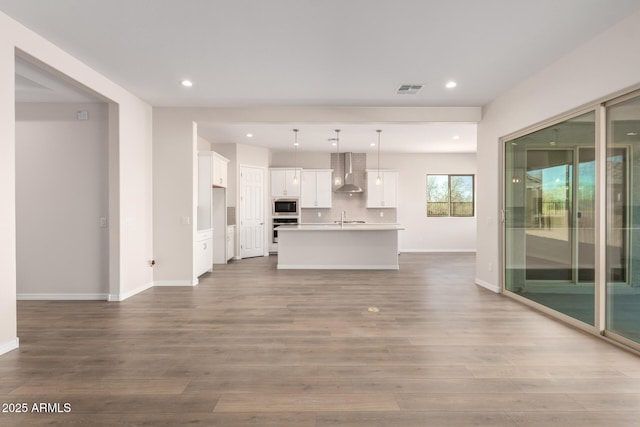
15, 54, 110, 300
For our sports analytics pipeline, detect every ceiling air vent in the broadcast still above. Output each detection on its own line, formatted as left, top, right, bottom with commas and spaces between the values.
396, 84, 423, 95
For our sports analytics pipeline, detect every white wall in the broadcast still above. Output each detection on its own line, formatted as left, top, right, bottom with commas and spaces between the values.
16, 103, 108, 297
371, 152, 477, 252
271, 151, 331, 169
476, 10, 640, 293
0, 11, 153, 355
270, 151, 477, 252
0, 22, 17, 355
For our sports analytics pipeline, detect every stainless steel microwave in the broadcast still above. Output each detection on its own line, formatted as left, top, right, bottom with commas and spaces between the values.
273, 198, 299, 216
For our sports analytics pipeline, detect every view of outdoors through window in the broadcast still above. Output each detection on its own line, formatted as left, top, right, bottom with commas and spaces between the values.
426, 174, 474, 217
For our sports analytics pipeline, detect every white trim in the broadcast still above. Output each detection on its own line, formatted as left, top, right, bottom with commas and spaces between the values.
277, 264, 399, 270
475, 278, 501, 293
0, 338, 19, 356
108, 282, 153, 302
17, 293, 108, 301
400, 249, 476, 253
154, 280, 198, 287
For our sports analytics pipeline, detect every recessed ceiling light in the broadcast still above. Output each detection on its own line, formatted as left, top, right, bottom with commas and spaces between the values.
331, 142, 337, 146
452, 135, 460, 140
293, 142, 299, 146
627, 132, 638, 136
181, 80, 193, 87
370, 142, 376, 147
246, 133, 253, 138
445, 81, 457, 89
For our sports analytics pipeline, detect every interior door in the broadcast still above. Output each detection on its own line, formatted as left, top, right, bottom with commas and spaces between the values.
240, 166, 265, 258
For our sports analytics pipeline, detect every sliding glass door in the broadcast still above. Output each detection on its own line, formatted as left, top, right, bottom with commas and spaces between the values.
504, 111, 596, 325
503, 90, 640, 350
606, 95, 639, 344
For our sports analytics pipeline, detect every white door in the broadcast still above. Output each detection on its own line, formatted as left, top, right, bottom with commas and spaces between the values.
240, 166, 265, 258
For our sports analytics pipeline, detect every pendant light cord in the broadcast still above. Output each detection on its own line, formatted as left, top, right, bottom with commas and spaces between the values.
376, 129, 382, 185
293, 129, 299, 183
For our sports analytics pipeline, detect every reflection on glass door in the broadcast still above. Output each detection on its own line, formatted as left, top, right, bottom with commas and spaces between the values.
607, 94, 638, 344
576, 148, 596, 283
505, 111, 596, 325
524, 149, 573, 281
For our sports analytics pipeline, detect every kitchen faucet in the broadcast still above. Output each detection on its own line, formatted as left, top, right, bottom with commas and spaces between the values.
341, 210, 346, 227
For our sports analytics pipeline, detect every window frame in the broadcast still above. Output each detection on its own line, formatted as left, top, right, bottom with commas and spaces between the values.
426, 174, 475, 217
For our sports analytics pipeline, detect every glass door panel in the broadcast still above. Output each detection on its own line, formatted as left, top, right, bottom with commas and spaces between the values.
576, 148, 596, 282
606, 96, 638, 343
505, 111, 596, 325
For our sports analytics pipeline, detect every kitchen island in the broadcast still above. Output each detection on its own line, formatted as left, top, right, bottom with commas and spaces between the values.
276, 223, 404, 270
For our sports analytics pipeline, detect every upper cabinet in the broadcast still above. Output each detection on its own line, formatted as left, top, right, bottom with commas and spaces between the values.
366, 170, 398, 208
301, 169, 332, 208
197, 152, 213, 230
212, 152, 229, 188
270, 168, 301, 197
197, 150, 229, 230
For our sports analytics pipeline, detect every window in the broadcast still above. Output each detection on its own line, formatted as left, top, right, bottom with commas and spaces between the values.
427, 174, 474, 217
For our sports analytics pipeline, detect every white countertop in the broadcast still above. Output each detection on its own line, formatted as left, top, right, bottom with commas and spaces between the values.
277, 223, 404, 231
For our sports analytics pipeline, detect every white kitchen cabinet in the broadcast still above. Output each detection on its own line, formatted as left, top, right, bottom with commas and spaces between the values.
270, 168, 301, 197
212, 152, 229, 188
226, 225, 235, 261
366, 170, 398, 208
198, 150, 229, 270
301, 169, 332, 208
195, 229, 213, 276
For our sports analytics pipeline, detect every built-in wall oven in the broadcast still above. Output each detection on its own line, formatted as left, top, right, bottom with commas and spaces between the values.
273, 198, 299, 216
272, 217, 298, 243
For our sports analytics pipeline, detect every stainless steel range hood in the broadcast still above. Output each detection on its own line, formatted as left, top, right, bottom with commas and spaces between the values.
335, 152, 363, 193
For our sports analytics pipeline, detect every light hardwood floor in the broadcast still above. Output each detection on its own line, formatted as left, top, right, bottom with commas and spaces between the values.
1, 253, 640, 426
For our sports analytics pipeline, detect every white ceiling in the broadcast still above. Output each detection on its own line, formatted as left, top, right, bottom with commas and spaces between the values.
198, 122, 477, 153
3, 0, 640, 152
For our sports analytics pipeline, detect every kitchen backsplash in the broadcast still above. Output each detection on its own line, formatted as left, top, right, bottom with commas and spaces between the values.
301, 202, 397, 224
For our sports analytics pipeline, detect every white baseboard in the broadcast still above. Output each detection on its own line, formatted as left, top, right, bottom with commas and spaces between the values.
401, 249, 476, 253
154, 280, 198, 287
108, 282, 153, 302
0, 338, 19, 356
476, 278, 501, 293
17, 293, 108, 301
278, 264, 399, 270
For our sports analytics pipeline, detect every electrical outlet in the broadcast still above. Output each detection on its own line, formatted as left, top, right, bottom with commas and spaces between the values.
380, 211, 384, 217
488, 263, 493, 272
317, 211, 322, 217
180, 216, 190, 225
99, 217, 108, 228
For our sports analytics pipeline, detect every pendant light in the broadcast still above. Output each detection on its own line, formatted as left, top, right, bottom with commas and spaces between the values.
292, 129, 299, 184
334, 129, 342, 186
375, 129, 382, 185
